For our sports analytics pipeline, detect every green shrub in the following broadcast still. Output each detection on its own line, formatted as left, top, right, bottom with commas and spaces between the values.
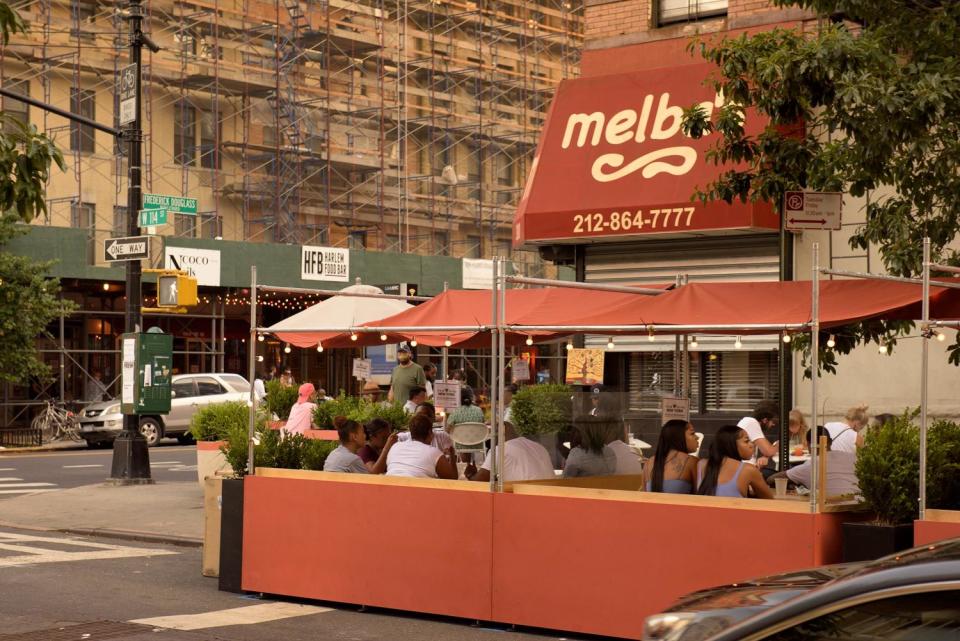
189, 400, 250, 442
264, 379, 298, 420
929, 419, 960, 511
312, 393, 409, 431
302, 439, 339, 471
855, 409, 920, 525
510, 384, 573, 437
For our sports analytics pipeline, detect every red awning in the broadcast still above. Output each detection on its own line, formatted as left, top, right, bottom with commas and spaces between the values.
513, 63, 778, 247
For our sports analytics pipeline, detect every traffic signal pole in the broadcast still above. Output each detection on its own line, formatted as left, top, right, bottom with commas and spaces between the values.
110, 0, 159, 484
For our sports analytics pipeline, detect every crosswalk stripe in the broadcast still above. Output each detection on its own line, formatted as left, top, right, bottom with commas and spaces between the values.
0, 467, 16, 471
0, 477, 24, 482
62, 464, 103, 469
0, 531, 178, 567
0, 482, 56, 488
0, 489, 59, 494
129, 603, 332, 630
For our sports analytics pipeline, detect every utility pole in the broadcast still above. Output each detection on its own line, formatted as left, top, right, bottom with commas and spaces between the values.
110, 0, 159, 483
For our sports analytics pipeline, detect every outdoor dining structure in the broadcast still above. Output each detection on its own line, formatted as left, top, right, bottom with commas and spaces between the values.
236, 241, 960, 640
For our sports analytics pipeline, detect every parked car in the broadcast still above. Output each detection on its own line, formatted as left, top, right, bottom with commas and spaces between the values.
643, 537, 960, 641
78, 373, 251, 447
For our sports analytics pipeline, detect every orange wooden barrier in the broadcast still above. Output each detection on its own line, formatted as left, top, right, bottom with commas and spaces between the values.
915, 510, 960, 546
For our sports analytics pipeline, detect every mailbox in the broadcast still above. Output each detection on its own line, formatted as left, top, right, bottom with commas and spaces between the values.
120, 331, 173, 415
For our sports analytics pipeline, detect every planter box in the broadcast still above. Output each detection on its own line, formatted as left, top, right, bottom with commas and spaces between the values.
196, 440, 230, 484
202, 477, 223, 577
842, 521, 914, 562
915, 509, 960, 546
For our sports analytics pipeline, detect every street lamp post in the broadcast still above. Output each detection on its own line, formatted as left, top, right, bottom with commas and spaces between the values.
110, 0, 158, 483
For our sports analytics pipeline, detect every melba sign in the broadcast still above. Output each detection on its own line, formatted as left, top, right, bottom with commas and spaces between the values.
513, 63, 777, 245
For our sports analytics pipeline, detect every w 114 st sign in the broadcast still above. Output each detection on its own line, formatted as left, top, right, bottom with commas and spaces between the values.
784, 191, 843, 231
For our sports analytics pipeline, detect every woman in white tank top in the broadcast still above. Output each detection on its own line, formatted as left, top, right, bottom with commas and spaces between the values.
386, 414, 459, 479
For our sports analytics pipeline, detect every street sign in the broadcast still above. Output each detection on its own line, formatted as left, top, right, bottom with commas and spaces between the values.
104, 235, 150, 262
138, 208, 167, 227
784, 191, 843, 231
118, 63, 137, 126
143, 193, 198, 215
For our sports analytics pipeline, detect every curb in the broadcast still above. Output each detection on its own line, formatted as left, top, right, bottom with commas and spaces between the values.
0, 520, 202, 548
0, 445, 89, 455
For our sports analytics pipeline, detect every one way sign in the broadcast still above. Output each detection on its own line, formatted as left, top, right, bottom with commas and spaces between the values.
103, 236, 151, 262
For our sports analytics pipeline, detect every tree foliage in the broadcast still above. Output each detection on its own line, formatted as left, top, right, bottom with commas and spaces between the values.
0, 0, 26, 45
681, 1, 960, 372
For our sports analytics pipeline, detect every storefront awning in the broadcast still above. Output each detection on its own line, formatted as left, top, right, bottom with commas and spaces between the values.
513, 63, 778, 247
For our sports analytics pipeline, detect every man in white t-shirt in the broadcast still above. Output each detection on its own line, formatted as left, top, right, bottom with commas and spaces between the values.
465, 422, 555, 483
768, 427, 860, 498
737, 400, 780, 466
402, 386, 427, 414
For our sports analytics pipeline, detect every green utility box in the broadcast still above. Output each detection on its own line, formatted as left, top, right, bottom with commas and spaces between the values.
120, 331, 173, 415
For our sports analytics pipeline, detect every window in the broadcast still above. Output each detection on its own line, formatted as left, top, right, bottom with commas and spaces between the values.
199, 109, 219, 169
172, 380, 195, 399
702, 351, 778, 414
658, 0, 727, 25
497, 238, 512, 259
174, 213, 196, 237
70, 0, 96, 39
466, 234, 481, 259
628, 352, 701, 413
2, 79, 29, 135
218, 374, 250, 393
348, 230, 367, 250
71, 201, 96, 264
195, 377, 226, 396
200, 213, 221, 238
433, 230, 449, 256
173, 101, 196, 166
112, 206, 128, 237
70, 88, 95, 153
761, 590, 960, 641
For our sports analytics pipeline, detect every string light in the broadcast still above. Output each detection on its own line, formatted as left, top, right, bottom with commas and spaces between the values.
734, 336, 743, 349
350, 333, 358, 341
606, 337, 615, 350
878, 343, 888, 355
317, 342, 324, 352
380, 334, 388, 341
827, 334, 836, 348
444, 337, 452, 347
102, 283, 110, 291
937, 332, 947, 342
566, 341, 573, 351
782, 334, 792, 343
410, 339, 418, 347
525, 335, 533, 346
647, 328, 655, 342
284, 344, 291, 354
256, 355, 264, 362
690, 336, 698, 348
257, 334, 264, 342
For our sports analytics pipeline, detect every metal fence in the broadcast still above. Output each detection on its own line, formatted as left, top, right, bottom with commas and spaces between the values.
0, 427, 42, 448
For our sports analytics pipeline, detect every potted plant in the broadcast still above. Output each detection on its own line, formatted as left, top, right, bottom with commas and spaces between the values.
844, 410, 919, 561
263, 379, 298, 428
510, 384, 572, 464
928, 419, 960, 512
190, 400, 251, 484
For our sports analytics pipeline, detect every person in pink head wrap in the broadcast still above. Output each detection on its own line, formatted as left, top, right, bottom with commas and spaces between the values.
284, 382, 317, 435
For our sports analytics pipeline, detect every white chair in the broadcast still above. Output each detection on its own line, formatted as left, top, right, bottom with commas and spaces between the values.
692, 432, 705, 457
449, 421, 490, 467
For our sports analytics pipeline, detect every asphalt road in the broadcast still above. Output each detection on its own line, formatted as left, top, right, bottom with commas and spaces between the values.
0, 445, 197, 498
0, 526, 585, 641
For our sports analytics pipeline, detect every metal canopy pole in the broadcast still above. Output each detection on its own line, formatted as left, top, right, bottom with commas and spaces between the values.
810, 243, 820, 514
821, 268, 960, 290
497, 262, 507, 493
920, 238, 931, 519
489, 257, 499, 492
247, 266, 258, 476
505, 275, 666, 296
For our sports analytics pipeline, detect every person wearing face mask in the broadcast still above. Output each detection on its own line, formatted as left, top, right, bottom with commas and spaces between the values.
387, 343, 426, 405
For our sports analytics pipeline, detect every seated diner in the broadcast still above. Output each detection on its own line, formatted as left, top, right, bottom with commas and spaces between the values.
696, 425, 773, 499
386, 414, 459, 479
562, 418, 617, 478
398, 403, 454, 452
283, 383, 317, 435
322, 417, 369, 474
824, 404, 869, 453
357, 418, 398, 474
464, 421, 555, 483
643, 419, 699, 494
403, 386, 427, 414
767, 426, 859, 497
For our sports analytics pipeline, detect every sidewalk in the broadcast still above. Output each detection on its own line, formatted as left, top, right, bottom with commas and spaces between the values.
0, 481, 204, 546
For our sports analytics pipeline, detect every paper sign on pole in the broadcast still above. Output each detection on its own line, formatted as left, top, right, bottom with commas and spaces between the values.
661, 396, 691, 423
511, 357, 531, 382
433, 380, 462, 412
352, 358, 372, 380
121, 338, 136, 406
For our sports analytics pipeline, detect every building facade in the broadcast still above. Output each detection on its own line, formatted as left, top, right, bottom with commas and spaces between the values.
516, 0, 960, 439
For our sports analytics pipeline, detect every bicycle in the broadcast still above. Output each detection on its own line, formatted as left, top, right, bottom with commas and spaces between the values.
31, 401, 82, 443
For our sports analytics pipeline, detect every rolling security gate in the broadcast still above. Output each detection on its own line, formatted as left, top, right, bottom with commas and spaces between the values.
583, 235, 782, 414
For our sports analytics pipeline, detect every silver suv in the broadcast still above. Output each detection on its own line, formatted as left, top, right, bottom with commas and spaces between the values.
78, 373, 251, 447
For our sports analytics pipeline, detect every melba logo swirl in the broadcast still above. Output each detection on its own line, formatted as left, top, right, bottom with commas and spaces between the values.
560, 92, 724, 183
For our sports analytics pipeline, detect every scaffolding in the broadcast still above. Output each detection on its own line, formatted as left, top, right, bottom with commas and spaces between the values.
0, 0, 582, 270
